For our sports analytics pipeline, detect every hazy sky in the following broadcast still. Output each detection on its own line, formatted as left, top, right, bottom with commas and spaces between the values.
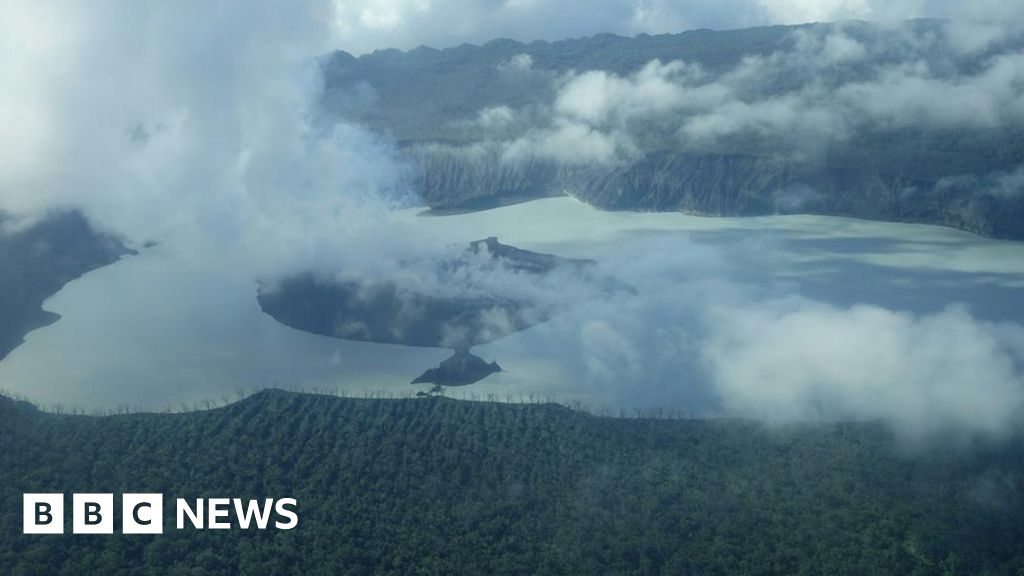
323, 0, 1024, 54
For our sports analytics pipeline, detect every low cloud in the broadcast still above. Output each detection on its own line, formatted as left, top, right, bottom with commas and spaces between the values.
496, 60, 708, 165
498, 53, 534, 73
473, 229, 1024, 446
936, 166, 1024, 199
703, 301, 1024, 445
0, 0, 433, 284
502, 120, 633, 166
441, 22, 1024, 166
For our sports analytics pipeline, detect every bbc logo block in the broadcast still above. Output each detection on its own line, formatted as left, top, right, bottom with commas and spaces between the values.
23, 493, 164, 535
72, 493, 114, 534
123, 494, 163, 534
23, 494, 63, 534
22, 493, 297, 534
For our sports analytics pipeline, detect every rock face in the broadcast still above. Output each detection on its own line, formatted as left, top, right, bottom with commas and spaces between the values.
411, 349, 501, 387
412, 151, 1024, 239
409, 147, 565, 211
0, 211, 132, 361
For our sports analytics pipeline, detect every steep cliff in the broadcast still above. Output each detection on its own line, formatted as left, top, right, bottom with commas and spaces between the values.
410, 149, 1024, 238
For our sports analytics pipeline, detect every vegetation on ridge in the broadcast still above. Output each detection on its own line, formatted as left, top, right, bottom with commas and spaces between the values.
2, 389, 1022, 575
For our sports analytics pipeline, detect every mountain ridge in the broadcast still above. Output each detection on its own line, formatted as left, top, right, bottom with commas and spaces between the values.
320, 19, 1024, 239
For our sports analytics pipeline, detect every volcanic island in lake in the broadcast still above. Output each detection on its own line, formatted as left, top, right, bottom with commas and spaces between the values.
257, 237, 626, 388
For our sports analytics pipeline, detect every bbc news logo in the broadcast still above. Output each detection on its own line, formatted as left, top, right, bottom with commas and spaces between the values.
23, 494, 298, 534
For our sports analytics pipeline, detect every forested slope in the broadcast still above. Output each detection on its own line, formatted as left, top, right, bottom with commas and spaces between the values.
2, 390, 1022, 575
0, 212, 131, 361
321, 20, 1024, 238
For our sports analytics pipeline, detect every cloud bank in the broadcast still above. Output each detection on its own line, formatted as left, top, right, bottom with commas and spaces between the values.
0, 0, 430, 282
493, 229, 1024, 447
705, 301, 1024, 444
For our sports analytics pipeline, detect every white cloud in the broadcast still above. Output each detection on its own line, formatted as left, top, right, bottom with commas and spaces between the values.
703, 301, 1024, 444
835, 53, 1024, 130
0, 0, 428, 281
476, 229, 1024, 445
581, 319, 643, 385
475, 106, 517, 129
499, 53, 533, 72
757, 0, 873, 24
448, 22, 1024, 165
936, 165, 1024, 199
502, 120, 635, 165
555, 60, 696, 124
495, 60, 703, 164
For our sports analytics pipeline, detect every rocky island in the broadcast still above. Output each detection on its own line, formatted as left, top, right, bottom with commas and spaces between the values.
412, 348, 501, 388
258, 237, 623, 386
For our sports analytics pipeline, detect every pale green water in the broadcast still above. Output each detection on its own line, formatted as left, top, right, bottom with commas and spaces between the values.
2, 197, 1021, 411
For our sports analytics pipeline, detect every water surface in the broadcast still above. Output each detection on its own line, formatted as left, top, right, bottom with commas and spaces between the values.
2, 198, 1021, 411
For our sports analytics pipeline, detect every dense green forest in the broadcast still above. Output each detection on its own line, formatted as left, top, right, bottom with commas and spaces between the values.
2, 389, 1022, 575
